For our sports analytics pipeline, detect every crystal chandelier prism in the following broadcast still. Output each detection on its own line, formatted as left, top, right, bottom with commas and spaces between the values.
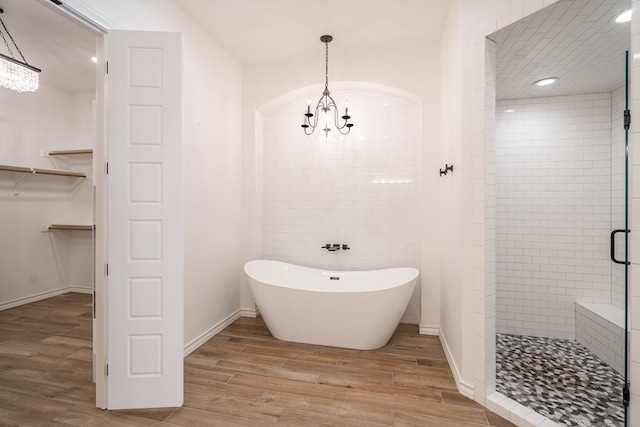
301, 35, 353, 137
0, 8, 40, 93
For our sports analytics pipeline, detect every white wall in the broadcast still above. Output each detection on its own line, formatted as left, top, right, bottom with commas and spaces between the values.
262, 88, 422, 324
241, 41, 442, 332
438, 0, 545, 404
72, 0, 243, 348
438, 0, 465, 392
0, 85, 93, 308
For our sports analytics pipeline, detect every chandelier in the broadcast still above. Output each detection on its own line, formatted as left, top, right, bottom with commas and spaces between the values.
0, 8, 41, 93
301, 35, 353, 137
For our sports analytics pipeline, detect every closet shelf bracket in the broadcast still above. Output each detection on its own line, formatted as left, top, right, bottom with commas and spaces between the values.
13, 172, 26, 196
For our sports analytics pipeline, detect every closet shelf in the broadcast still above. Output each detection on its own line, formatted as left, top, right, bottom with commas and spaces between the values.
42, 223, 94, 232
0, 164, 86, 178
47, 149, 93, 156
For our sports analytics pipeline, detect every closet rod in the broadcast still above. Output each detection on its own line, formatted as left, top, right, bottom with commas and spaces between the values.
48, 149, 93, 156
47, 224, 94, 231
0, 164, 86, 178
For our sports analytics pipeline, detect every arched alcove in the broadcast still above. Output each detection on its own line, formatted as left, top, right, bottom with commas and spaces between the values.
251, 82, 424, 324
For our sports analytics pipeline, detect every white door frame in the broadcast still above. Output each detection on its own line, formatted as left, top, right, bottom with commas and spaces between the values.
35, 0, 109, 408
37, 0, 184, 410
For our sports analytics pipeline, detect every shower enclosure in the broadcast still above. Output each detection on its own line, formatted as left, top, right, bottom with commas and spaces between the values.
489, 0, 630, 425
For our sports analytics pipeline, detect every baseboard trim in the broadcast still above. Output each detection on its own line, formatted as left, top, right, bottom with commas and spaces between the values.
419, 324, 439, 335
439, 330, 474, 399
240, 307, 260, 318
0, 287, 92, 312
183, 309, 241, 357
68, 286, 93, 294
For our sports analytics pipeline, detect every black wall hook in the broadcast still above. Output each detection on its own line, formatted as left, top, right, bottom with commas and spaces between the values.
440, 164, 454, 176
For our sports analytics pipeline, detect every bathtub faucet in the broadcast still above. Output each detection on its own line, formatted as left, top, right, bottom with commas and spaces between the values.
321, 243, 342, 251
322, 243, 350, 251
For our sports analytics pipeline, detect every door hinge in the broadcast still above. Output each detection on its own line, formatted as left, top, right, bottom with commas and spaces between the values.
105, 162, 109, 175
106, 61, 109, 74
624, 109, 630, 130
106, 364, 109, 377
105, 263, 108, 276
624, 382, 630, 407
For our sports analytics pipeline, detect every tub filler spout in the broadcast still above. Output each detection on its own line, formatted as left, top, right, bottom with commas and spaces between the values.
321, 243, 341, 251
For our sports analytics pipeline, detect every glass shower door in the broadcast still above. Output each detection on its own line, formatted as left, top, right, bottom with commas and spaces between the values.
611, 50, 631, 426
623, 50, 630, 427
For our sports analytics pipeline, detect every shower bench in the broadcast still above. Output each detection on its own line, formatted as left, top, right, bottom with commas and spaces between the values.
575, 302, 625, 374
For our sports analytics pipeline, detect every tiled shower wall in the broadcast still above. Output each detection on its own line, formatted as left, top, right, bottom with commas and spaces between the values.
495, 93, 618, 340
262, 89, 422, 324
611, 85, 626, 310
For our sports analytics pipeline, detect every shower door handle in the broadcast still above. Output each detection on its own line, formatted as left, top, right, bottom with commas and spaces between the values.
610, 229, 630, 265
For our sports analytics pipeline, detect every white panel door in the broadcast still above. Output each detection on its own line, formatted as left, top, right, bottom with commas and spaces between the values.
107, 30, 183, 409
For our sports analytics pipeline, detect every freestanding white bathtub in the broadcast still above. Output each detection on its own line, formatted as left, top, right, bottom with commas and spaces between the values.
244, 260, 419, 350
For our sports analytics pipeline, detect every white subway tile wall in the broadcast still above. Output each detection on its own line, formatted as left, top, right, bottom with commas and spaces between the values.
495, 93, 619, 340
611, 85, 626, 310
262, 90, 422, 324
482, 37, 498, 400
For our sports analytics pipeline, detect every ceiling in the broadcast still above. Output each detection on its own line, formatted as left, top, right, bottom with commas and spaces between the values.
172, 0, 452, 66
5, 0, 630, 99
0, 0, 452, 94
490, 0, 631, 100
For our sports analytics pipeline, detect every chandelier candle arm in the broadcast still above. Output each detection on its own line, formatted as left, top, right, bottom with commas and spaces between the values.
301, 35, 353, 137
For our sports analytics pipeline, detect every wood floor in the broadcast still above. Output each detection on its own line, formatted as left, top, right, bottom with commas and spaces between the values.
0, 293, 516, 426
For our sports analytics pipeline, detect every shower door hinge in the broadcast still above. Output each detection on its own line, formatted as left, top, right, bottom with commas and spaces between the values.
105, 263, 108, 276
624, 110, 630, 130
623, 382, 630, 407
105, 364, 109, 377
106, 61, 109, 74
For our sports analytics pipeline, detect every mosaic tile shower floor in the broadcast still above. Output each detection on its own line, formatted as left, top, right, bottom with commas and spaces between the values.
496, 334, 624, 426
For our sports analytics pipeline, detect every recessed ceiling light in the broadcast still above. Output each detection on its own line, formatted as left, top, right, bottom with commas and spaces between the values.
91, 56, 97, 63
614, 8, 632, 23
534, 77, 558, 87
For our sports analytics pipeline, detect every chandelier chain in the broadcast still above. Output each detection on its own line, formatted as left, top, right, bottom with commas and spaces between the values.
0, 17, 28, 65
0, 24, 14, 60
325, 40, 329, 92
